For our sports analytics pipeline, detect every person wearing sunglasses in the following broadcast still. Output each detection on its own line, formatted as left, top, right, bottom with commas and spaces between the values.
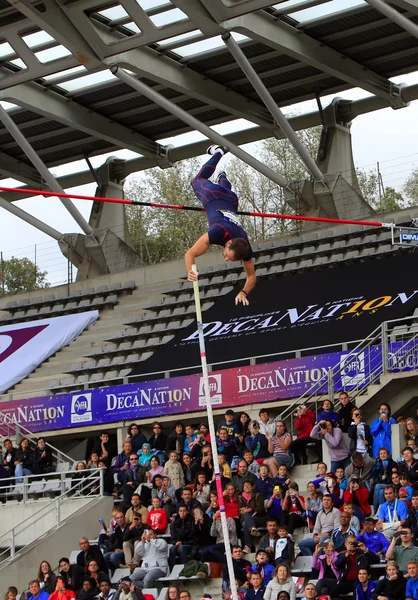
122, 454, 148, 509
348, 409, 373, 458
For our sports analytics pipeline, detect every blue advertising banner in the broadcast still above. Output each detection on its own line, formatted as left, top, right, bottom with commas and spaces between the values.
0, 341, 416, 434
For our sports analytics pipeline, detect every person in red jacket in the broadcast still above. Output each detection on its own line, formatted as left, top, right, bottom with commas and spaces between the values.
146, 497, 168, 534
48, 578, 76, 600
343, 477, 371, 523
291, 405, 319, 465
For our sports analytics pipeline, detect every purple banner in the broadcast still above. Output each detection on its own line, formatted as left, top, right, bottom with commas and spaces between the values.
1, 341, 416, 433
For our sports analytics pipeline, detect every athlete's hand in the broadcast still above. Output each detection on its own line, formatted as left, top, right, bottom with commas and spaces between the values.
187, 269, 198, 282
235, 291, 249, 306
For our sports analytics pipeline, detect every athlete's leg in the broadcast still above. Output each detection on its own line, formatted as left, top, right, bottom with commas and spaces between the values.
217, 171, 232, 192
192, 153, 222, 185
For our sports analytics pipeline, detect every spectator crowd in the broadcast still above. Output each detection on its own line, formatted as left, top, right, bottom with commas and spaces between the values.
2, 396, 418, 600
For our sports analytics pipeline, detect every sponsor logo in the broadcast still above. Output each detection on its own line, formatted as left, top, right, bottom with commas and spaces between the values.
0, 325, 48, 364
340, 351, 366, 386
401, 232, 418, 242
199, 374, 222, 406
71, 393, 92, 423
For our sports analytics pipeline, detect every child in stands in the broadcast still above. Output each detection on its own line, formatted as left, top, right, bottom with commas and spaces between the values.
146, 497, 168, 533
274, 525, 295, 568
252, 549, 275, 585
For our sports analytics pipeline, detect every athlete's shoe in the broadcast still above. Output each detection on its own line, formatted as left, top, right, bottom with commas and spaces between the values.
207, 144, 229, 156
216, 171, 227, 184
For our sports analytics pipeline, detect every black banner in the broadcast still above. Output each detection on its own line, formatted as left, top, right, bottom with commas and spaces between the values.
132, 252, 418, 374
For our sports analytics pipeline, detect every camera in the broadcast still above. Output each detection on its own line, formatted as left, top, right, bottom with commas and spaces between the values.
289, 490, 295, 496
320, 422, 327, 429
350, 541, 359, 547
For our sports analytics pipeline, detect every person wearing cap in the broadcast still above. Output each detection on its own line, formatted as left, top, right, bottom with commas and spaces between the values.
357, 517, 390, 556
298, 494, 341, 556
217, 409, 240, 439
386, 526, 418, 573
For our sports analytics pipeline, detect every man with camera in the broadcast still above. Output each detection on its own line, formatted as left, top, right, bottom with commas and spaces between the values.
386, 527, 418, 573
113, 576, 145, 600
331, 534, 379, 598
123, 513, 145, 570
310, 419, 349, 473
131, 529, 169, 588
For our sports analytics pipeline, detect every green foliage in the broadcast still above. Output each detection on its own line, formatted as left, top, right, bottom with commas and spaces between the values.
404, 168, 418, 203
125, 158, 208, 264
0, 256, 49, 296
356, 168, 407, 213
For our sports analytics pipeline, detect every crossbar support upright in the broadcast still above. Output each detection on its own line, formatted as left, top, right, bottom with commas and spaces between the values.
0, 104, 94, 236
222, 32, 326, 183
191, 264, 238, 600
110, 66, 290, 190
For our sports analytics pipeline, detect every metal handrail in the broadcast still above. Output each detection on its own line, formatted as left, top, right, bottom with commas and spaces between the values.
0, 468, 104, 565
0, 409, 75, 465
281, 314, 418, 432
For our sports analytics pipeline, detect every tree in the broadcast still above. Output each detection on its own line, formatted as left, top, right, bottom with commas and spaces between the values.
125, 158, 208, 265
404, 168, 418, 203
356, 168, 406, 213
0, 256, 49, 296
227, 127, 322, 240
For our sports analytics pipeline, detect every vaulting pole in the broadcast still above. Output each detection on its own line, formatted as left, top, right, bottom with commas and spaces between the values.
110, 66, 291, 190
191, 264, 238, 600
0, 105, 94, 236
0, 186, 392, 228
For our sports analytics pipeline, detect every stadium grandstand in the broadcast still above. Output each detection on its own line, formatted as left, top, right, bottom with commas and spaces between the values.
2, 1, 418, 600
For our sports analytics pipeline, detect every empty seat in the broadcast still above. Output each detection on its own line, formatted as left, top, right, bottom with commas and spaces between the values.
96, 285, 109, 293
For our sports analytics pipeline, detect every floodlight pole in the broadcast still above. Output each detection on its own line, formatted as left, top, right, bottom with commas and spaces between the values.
110, 66, 290, 190
0, 104, 94, 236
0, 195, 63, 241
222, 32, 326, 183
363, 0, 418, 39
191, 264, 238, 600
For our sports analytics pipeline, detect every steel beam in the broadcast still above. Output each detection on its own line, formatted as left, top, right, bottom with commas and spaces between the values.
389, 0, 418, 14
363, 0, 418, 38
0, 81, 163, 159
222, 32, 325, 182
224, 12, 406, 107
112, 66, 290, 188
4, 82, 418, 202
0, 195, 63, 241
0, 104, 94, 235
105, 47, 278, 131
0, 152, 43, 187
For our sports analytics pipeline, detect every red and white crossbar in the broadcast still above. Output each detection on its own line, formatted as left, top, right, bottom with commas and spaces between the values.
0, 185, 394, 228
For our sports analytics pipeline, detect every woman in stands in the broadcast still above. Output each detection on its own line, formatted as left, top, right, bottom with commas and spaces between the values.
47, 577, 76, 600
370, 403, 397, 458
14, 437, 35, 483
85, 560, 106, 589
164, 586, 181, 600
145, 455, 164, 484
304, 482, 323, 530
291, 405, 317, 466
264, 421, 293, 476
38, 561, 58, 594
316, 400, 340, 424
71, 461, 90, 495
192, 471, 211, 509
405, 418, 418, 445
87, 452, 99, 470
280, 482, 305, 534
237, 411, 251, 443
126, 424, 147, 454
264, 564, 296, 600
165, 422, 185, 456
312, 540, 340, 597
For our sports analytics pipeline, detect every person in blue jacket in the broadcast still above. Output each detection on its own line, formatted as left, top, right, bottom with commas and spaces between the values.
316, 400, 340, 424
354, 568, 376, 600
406, 560, 418, 600
370, 403, 397, 458
245, 420, 269, 459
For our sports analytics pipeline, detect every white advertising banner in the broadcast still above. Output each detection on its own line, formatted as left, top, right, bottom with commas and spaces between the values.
0, 311, 99, 393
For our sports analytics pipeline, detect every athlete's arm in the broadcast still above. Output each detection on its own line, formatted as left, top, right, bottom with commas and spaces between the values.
185, 233, 210, 281
235, 259, 256, 306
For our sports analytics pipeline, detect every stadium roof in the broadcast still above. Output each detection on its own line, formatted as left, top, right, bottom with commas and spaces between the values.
0, 0, 418, 195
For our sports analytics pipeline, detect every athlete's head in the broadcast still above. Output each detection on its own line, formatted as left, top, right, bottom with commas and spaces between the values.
223, 238, 251, 262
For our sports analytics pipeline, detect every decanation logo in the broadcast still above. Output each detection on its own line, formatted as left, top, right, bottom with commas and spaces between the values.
198, 374, 222, 406
340, 351, 366, 386
71, 393, 92, 424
